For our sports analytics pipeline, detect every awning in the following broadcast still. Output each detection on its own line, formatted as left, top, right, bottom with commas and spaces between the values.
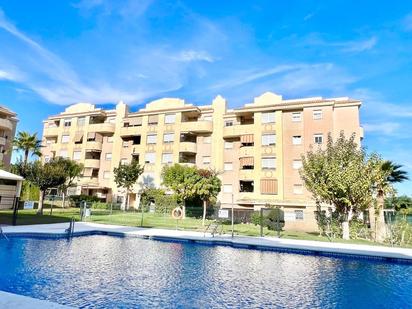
74, 132, 83, 143
241, 134, 254, 143
148, 115, 158, 124
240, 157, 254, 167
261, 179, 278, 194
129, 117, 142, 126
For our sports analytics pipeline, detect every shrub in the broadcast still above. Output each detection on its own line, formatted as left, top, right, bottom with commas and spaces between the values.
69, 195, 100, 207
349, 218, 371, 240
387, 219, 412, 246
91, 202, 109, 210
263, 208, 285, 231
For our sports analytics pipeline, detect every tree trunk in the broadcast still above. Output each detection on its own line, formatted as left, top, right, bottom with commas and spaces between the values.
126, 190, 130, 211
375, 192, 386, 242
24, 150, 29, 165
182, 199, 186, 219
62, 192, 66, 208
202, 200, 207, 226
342, 220, 350, 240
37, 190, 45, 215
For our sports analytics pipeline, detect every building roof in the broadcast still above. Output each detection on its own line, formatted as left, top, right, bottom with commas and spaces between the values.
0, 170, 24, 181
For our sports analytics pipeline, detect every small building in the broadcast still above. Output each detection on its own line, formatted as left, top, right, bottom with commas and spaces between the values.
0, 170, 23, 209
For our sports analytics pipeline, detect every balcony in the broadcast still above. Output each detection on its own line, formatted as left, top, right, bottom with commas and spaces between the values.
179, 152, 196, 165
239, 146, 254, 158
180, 120, 213, 133
84, 159, 100, 169
43, 126, 59, 137
80, 177, 100, 187
88, 123, 115, 134
0, 118, 13, 131
239, 169, 254, 180
85, 141, 102, 151
179, 142, 197, 153
223, 124, 254, 138
120, 126, 142, 137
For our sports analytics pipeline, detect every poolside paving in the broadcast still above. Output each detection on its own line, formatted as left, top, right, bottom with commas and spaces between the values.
0, 291, 73, 309
3, 221, 412, 261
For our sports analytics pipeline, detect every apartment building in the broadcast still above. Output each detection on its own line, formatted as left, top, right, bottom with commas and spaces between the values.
41, 92, 363, 231
0, 105, 18, 168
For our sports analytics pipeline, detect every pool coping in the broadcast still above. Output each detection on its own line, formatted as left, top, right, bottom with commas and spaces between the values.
2, 222, 412, 263
0, 291, 73, 309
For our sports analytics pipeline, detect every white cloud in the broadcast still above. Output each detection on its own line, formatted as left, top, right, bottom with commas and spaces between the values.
174, 50, 215, 63
363, 122, 401, 135
340, 37, 378, 53
301, 34, 378, 53
0, 69, 15, 80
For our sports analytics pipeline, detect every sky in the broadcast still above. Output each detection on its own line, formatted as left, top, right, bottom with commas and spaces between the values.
0, 0, 412, 194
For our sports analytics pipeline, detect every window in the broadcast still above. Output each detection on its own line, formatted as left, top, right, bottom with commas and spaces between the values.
295, 210, 304, 220
163, 133, 174, 143
223, 184, 233, 193
203, 156, 211, 165
143, 173, 155, 186
44, 155, 51, 163
64, 119, 72, 127
224, 141, 233, 149
148, 115, 158, 125
105, 153, 112, 161
292, 136, 302, 145
203, 136, 211, 144
292, 112, 302, 122
103, 171, 111, 179
240, 180, 254, 193
46, 139, 53, 144
120, 158, 128, 165
224, 162, 233, 171
261, 112, 276, 124
61, 135, 70, 143
162, 153, 173, 164
147, 134, 157, 144
145, 152, 156, 164
122, 140, 129, 148
262, 157, 276, 169
203, 115, 213, 121
224, 120, 233, 127
313, 109, 323, 120
314, 134, 323, 144
262, 134, 276, 146
77, 117, 85, 126
73, 151, 81, 161
59, 150, 68, 158
107, 135, 114, 143
164, 114, 176, 124
292, 160, 302, 169
293, 184, 303, 194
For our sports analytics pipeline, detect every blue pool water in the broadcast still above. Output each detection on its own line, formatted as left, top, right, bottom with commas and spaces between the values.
0, 235, 411, 308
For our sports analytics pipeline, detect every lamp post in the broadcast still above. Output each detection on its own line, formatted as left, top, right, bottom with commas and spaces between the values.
231, 193, 234, 238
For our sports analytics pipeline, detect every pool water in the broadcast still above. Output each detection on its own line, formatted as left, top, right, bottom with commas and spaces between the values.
0, 235, 411, 308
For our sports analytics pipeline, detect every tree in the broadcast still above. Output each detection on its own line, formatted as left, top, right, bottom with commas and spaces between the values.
16, 160, 66, 214
370, 159, 408, 241
194, 169, 221, 226
52, 157, 83, 208
13, 131, 42, 165
385, 195, 412, 211
300, 132, 373, 240
113, 160, 144, 210
162, 164, 199, 218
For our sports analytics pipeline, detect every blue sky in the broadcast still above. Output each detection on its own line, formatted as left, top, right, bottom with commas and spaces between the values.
0, 0, 412, 194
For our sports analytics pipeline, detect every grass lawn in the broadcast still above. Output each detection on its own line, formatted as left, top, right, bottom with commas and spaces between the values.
0, 206, 396, 246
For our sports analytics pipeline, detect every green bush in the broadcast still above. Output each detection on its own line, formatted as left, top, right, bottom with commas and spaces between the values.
349, 218, 371, 240
91, 202, 109, 210
264, 208, 285, 231
387, 219, 412, 246
69, 195, 100, 207
251, 211, 261, 226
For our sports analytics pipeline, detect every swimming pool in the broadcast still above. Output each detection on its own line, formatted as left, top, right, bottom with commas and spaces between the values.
0, 235, 411, 308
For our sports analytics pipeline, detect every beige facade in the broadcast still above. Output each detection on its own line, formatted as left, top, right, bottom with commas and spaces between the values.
41, 92, 362, 231
0, 105, 18, 168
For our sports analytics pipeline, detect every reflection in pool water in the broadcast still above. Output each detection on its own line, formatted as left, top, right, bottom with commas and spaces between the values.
0, 235, 411, 308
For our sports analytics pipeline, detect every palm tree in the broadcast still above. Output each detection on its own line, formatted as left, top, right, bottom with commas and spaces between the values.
372, 160, 408, 241
13, 131, 43, 164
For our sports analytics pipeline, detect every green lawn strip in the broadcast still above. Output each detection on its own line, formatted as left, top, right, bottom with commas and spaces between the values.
0, 207, 405, 247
